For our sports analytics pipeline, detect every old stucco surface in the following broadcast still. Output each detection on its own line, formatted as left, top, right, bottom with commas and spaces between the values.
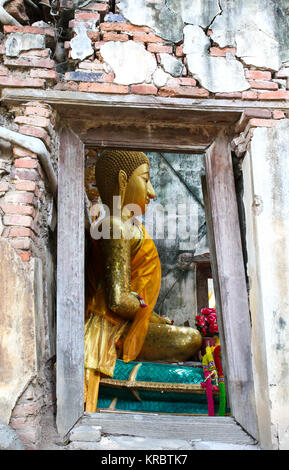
100, 40, 157, 85
243, 119, 289, 450
210, 0, 289, 70
114, 0, 289, 91
0, 238, 38, 423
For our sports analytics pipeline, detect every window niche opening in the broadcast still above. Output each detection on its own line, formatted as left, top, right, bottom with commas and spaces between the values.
83, 148, 226, 417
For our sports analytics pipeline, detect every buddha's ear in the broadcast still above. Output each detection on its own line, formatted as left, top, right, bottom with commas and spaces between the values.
118, 169, 128, 205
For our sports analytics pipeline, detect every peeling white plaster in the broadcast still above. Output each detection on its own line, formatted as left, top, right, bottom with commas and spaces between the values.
5, 33, 45, 57
117, 0, 184, 43
183, 24, 210, 56
183, 25, 250, 93
70, 23, 94, 61
152, 67, 169, 88
100, 41, 157, 85
211, 0, 289, 70
159, 53, 183, 77
167, 0, 221, 29
244, 119, 289, 450
235, 28, 281, 72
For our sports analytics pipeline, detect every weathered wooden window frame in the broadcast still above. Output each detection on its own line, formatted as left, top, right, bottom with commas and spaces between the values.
52, 97, 259, 441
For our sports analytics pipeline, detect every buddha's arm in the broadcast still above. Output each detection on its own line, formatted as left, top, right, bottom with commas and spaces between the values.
101, 237, 140, 320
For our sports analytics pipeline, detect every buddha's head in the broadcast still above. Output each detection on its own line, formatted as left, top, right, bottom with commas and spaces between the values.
95, 149, 156, 215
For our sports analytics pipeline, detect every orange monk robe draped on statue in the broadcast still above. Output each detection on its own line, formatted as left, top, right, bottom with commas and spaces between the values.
84, 225, 161, 379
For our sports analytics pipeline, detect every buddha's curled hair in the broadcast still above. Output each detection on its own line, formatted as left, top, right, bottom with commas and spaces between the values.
95, 149, 149, 205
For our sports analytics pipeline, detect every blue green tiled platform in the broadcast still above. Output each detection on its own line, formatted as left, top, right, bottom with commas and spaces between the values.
98, 360, 227, 415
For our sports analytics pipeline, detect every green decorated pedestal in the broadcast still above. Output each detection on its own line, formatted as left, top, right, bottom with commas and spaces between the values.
97, 360, 225, 415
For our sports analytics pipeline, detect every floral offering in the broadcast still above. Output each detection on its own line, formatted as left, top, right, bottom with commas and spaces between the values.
195, 307, 219, 337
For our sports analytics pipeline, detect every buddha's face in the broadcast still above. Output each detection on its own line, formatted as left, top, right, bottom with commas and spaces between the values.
122, 163, 156, 215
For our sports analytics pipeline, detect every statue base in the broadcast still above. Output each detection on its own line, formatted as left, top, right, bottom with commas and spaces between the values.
98, 360, 229, 415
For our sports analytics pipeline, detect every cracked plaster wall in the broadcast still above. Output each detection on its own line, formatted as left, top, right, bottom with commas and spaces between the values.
106, 0, 289, 92
242, 119, 289, 450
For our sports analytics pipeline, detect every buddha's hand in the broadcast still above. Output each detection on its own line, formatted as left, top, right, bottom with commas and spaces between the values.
131, 292, 148, 308
150, 311, 174, 325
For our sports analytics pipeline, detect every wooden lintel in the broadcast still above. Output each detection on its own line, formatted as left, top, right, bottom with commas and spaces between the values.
2, 88, 289, 113
76, 122, 220, 151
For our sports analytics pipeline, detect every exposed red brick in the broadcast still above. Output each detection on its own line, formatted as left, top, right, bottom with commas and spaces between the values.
87, 31, 101, 42
14, 158, 38, 169
13, 146, 37, 158
131, 84, 158, 95
132, 32, 165, 43
102, 32, 129, 41
175, 45, 183, 57
9, 417, 27, 428
17, 251, 31, 262
14, 115, 50, 129
12, 402, 41, 416
4, 191, 35, 204
14, 168, 39, 182
245, 70, 272, 80
248, 80, 278, 90
3, 25, 54, 36
100, 22, 150, 33
30, 69, 58, 80
0, 77, 45, 88
15, 180, 36, 192
8, 226, 34, 238
249, 118, 277, 128
0, 203, 34, 216
4, 57, 55, 69
24, 106, 52, 118
242, 91, 258, 100
147, 43, 173, 53
215, 92, 242, 99
167, 77, 197, 86
210, 46, 236, 57
158, 85, 209, 98
258, 90, 289, 100
235, 108, 272, 133
3, 214, 33, 227
75, 11, 100, 21
19, 49, 50, 58
273, 110, 286, 119
54, 80, 79, 91
78, 82, 129, 94
0, 182, 9, 192
10, 237, 32, 251
18, 126, 51, 148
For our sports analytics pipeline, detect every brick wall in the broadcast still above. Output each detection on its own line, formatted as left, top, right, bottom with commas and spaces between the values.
0, 3, 288, 102
1, 101, 57, 264
0, 100, 57, 449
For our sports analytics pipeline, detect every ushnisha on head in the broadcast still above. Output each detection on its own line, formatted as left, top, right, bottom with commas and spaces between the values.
94, 149, 156, 214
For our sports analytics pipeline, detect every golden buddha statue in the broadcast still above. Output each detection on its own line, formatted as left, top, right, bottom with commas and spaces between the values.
84, 149, 202, 412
